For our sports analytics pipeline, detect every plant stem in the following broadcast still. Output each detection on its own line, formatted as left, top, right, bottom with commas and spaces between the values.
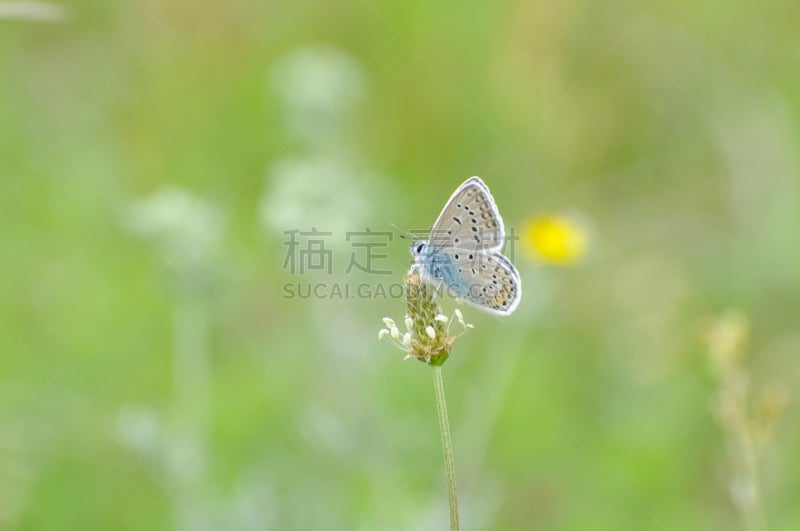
432, 365, 459, 530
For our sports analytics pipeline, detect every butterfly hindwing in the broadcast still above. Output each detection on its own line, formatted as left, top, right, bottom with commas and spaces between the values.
450, 250, 521, 315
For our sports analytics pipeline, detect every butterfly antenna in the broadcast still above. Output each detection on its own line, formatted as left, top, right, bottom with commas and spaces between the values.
390, 223, 416, 240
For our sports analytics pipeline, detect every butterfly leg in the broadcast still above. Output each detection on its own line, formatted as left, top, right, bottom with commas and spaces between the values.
433, 278, 446, 299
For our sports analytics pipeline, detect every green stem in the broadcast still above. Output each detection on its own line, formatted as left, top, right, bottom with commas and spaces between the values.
740, 428, 766, 531
432, 365, 459, 531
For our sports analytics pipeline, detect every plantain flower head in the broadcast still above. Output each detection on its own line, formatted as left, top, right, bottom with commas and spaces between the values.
378, 269, 473, 366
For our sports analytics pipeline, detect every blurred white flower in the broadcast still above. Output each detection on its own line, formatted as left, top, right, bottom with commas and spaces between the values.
270, 45, 365, 145
262, 45, 396, 241
125, 186, 224, 270
115, 405, 164, 465
0, 1, 69, 21
259, 154, 371, 237
166, 432, 207, 485
219, 468, 278, 531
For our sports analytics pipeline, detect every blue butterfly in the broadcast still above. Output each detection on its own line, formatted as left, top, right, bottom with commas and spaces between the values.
410, 177, 521, 315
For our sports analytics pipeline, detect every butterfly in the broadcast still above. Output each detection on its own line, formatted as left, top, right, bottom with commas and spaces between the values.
410, 176, 521, 315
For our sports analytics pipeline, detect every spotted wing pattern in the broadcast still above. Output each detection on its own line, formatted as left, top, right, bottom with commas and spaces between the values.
427, 177, 505, 252
447, 250, 521, 314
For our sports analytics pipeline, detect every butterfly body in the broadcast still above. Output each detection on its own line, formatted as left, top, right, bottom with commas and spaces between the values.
413, 243, 472, 298
410, 177, 521, 315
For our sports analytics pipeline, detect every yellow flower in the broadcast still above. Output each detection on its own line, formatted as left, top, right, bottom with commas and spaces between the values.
522, 215, 588, 266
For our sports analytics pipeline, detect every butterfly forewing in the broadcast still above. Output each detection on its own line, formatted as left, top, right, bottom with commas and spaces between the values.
428, 177, 505, 252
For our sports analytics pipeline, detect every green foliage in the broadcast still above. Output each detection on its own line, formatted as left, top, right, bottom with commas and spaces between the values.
1, 1, 799, 529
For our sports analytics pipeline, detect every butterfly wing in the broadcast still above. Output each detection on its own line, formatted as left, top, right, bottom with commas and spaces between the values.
448, 250, 521, 315
427, 177, 506, 252
419, 176, 521, 314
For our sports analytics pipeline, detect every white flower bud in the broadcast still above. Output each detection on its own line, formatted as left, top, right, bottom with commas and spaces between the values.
425, 326, 436, 339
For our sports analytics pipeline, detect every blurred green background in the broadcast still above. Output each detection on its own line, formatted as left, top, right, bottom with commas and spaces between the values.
2, 1, 799, 529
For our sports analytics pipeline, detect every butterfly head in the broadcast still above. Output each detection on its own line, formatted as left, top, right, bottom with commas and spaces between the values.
410, 240, 428, 258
